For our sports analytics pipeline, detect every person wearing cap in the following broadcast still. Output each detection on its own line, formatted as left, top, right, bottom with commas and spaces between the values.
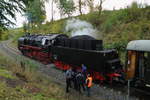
81, 64, 87, 75
81, 64, 87, 84
86, 73, 93, 97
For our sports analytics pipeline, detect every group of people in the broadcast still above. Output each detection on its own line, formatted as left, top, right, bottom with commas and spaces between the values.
65, 64, 93, 97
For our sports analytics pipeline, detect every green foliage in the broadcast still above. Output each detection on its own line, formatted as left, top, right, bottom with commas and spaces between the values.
29, 19, 66, 34
17, 56, 40, 70
32, 93, 57, 100
22, 0, 34, 6
0, 0, 24, 31
56, 0, 75, 17
104, 40, 127, 52
86, 0, 94, 12
143, 6, 150, 20
0, 69, 16, 79
23, 22, 28, 33
25, 0, 46, 26
1, 33, 9, 40
78, 12, 100, 26
102, 9, 128, 32
9, 28, 25, 44
0, 31, 9, 40
102, 2, 146, 33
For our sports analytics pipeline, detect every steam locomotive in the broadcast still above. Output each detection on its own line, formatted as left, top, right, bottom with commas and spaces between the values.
18, 33, 124, 83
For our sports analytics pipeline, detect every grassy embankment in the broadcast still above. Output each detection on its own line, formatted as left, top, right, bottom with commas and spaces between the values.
0, 52, 94, 100
0, 53, 62, 100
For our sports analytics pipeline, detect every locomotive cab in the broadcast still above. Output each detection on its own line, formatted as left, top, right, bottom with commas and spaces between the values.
126, 40, 150, 88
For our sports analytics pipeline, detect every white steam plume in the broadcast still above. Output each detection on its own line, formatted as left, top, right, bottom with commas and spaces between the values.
65, 18, 98, 38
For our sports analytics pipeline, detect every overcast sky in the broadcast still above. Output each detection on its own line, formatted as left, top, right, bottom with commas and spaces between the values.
15, 0, 150, 27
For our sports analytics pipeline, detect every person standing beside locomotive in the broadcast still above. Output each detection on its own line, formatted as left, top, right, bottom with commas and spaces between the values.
71, 68, 78, 90
81, 64, 87, 75
65, 68, 73, 93
86, 73, 93, 97
81, 64, 87, 81
76, 71, 85, 93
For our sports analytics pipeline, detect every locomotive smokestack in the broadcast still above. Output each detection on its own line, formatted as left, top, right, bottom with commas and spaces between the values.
65, 18, 98, 38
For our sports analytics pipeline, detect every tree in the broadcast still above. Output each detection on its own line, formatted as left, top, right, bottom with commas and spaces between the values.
56, 0, 75, 17
23, 22, 28, 33
0, 0, 24, 31
51, 0, 54, 22
78, 0, 86, 15
98, 0, 106, 15
25, 0, 46, 27
21, 0, 34, 7
87, 0, 94, 12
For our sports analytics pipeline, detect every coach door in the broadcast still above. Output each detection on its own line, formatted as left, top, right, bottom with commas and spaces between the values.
126, 51, 137, 80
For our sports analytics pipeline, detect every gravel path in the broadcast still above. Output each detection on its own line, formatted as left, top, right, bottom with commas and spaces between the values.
0, 40, 147, 100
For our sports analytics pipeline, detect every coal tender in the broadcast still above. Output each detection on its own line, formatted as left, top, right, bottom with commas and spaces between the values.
51, 35, 123, 83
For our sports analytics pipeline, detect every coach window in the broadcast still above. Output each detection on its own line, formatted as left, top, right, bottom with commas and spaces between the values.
136, 52, 150, 79
137, 52, 145, 79
144, 52, 150, 81
143, 52, 149, 68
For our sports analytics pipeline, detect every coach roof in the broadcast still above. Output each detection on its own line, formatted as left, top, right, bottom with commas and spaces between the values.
127, 40, 150, 52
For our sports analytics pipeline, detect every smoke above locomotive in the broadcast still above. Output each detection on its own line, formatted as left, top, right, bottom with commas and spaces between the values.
65, 18, 98, 38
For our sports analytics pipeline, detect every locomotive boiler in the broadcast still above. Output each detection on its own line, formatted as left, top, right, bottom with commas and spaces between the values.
18, 33, 68, 63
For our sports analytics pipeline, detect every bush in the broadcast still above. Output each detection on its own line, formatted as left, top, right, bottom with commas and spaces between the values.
102, 9, 127, 32
1, 32, 9, 40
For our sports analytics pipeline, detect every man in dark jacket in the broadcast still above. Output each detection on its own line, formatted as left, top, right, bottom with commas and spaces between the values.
81, 64, 87, 82
76, 72, 85, 93
71, 68, 78, 90
65, 68, 73, 93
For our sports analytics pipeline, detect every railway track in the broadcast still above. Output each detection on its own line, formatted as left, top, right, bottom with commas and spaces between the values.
1, 41, 20, 55
0, 40, 149, 100
0, 40, 66, 84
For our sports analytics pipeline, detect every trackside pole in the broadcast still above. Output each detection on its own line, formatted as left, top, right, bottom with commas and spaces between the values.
127, 80, 130, 100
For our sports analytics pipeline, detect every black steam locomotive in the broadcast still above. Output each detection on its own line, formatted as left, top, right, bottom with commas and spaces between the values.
18, 33, 124, 83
